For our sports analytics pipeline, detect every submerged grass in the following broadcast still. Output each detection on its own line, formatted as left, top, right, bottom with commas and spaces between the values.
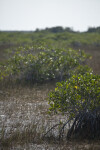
0, 82, 65, 148
0, 123, 42, 147
0, 83, 100, 149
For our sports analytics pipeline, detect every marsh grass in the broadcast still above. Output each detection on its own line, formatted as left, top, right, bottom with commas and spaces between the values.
0, 123, 42, 147
0, 82, 66, 148
0, 45, 100, 149
0, 32, 100, 150
0, 82, 100, 149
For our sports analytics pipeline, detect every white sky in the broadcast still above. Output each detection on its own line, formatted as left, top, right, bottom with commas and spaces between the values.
0, 0, 100, 31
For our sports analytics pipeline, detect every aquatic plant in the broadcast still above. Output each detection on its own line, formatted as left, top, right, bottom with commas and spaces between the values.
48, 72, 100, 139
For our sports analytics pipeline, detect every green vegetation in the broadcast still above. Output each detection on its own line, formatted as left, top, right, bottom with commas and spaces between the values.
0, 45, 88, 83
48, 72, 100, 139
0, 26, 100, 47
48, 72, 100, 116
0, 26, 100, 148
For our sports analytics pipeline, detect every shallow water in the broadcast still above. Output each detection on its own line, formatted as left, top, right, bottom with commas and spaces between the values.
0, 83, 100, 150
0, 83, 66, 148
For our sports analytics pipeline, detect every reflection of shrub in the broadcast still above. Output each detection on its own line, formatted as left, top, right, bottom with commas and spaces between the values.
0, 46, 88, 83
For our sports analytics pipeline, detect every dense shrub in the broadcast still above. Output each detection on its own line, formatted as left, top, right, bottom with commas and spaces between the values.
0, 46, 88, 83
48, 72, 100, 117
47, 72, 100, 139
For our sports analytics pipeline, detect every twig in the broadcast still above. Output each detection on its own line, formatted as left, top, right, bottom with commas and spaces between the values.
43, 123, 61, 137
59, 117, 74, 140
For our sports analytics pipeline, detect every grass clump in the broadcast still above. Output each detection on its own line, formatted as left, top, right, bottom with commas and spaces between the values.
0, 123, 42, 148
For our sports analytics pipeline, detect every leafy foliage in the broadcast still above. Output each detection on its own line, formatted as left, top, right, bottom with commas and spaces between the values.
0, 45, 88, 83
48, 72, 100, 118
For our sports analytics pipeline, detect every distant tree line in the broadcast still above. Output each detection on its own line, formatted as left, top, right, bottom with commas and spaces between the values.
87, 27, 100, 33
35, 26, 100, 33
35, 26, 74, 33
